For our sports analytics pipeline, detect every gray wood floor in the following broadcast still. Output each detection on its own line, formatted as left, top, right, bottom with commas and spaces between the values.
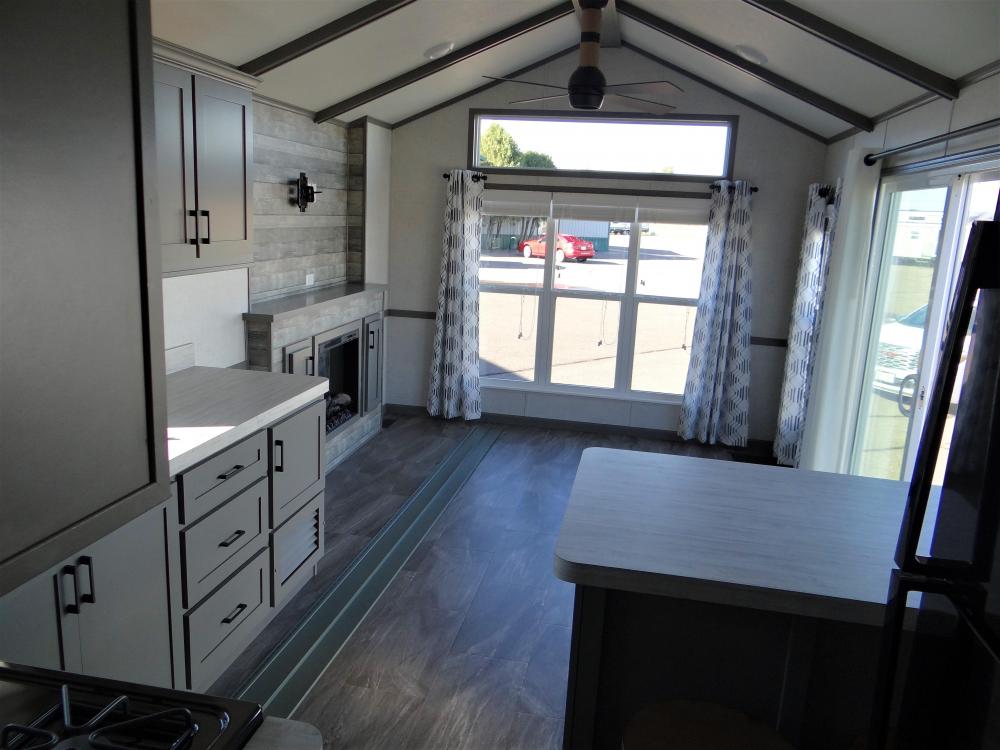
212, 415, 471, 696
293, 423, 731, 749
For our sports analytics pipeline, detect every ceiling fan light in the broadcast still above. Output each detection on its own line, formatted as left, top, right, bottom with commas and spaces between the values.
568, 65, 605, 110
423, 41, 455, 60
734, 44, 768, 66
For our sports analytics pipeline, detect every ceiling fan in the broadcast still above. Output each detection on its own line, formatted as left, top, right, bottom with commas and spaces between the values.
485, 0, 682, 114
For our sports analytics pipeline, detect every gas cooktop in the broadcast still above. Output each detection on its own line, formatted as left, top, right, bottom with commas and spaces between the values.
0, 663, 262, 750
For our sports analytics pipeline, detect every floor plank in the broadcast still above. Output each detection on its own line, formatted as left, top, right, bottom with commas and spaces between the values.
294, 423, 734, 748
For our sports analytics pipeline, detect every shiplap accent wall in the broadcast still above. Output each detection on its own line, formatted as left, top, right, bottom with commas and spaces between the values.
251, 101, 350, 301
346, 121, 365, 283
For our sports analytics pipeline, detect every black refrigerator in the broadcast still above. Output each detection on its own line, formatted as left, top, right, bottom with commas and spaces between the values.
869, 214, 1000, 749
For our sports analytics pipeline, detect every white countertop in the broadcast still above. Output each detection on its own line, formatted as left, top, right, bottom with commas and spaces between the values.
555, 449, 932, 626
166, 367, 328, 476
244, 716, 322, 750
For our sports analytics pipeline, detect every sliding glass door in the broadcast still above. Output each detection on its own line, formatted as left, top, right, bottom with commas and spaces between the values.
851, 168, 1000, 481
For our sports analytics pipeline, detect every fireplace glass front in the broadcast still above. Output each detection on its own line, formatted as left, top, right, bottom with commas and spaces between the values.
316, 328, 360, 434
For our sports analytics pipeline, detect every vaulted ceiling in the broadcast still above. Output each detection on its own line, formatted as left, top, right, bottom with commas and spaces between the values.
151, 0, 1000, 139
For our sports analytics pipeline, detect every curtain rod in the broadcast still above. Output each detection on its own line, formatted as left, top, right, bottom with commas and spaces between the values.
442, 171, 488, 182
864, 117, 1000, 166
710, 182, 759, 193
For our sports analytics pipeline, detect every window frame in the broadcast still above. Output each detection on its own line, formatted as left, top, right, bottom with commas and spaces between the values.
479, 202, 709, 402
468, 109, 738, 183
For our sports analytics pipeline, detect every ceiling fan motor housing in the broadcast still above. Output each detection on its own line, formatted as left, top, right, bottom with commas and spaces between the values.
569, 66, 606, 110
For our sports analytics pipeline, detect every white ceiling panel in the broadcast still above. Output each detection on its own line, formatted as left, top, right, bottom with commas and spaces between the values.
254, 0, 563, 112
151, 0, 374, 66
336, 15, 580, 123
621, 18, 846, 138
791, 0, 1000, 79
625, 0, 926, 116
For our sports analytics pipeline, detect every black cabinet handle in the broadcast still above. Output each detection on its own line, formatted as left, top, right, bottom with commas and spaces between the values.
187, 209, 198, 245
306, 356, 314, 376
217, 464, 244, 481
221, 603, 247, 625
369, 330, 375, 350
60, 565, 80, 614
200, 209, 210, 244
77, 556, 96, 605
274, 440, 284, 472
218, 530, 246, 548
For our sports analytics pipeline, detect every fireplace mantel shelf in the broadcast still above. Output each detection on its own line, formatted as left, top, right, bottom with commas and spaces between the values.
245, 283, 388, 322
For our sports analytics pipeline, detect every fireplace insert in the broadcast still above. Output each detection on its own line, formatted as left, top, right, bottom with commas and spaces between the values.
315, 323, 361, 434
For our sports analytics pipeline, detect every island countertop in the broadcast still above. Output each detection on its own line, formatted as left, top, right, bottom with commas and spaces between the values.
555, 449, 929, 626
166, 366, 328, 476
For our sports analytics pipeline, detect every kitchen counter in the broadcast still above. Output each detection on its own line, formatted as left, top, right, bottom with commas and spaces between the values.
554, 449, 931, 748
244, 717, 322, 750
166, 366, 328, 476
556, 448, 922, 626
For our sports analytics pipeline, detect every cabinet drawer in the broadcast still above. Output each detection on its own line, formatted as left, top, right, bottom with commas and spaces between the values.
271, 491, 324, 607
181, 477, 266, 608
184, 547, 269, 691
270, 402, 324, 528
180, 432, 267, 524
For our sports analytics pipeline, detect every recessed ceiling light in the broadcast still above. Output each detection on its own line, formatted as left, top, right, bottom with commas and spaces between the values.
424, 41, 455, 60
734, 44, 768, 66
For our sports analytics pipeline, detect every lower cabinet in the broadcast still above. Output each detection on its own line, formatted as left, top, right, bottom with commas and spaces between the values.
0, 503, 172, 687
168, 399, 326, 691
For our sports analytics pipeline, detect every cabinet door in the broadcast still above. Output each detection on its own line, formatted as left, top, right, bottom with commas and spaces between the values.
284, 338, 315, 375
0, 571, 62, 670
0, 0, 169, 594
153, 63, 197, 273
193, 74, 252, 268
270, 402, 325, 527
365, 316, 383, 413
75, 506, 173, 687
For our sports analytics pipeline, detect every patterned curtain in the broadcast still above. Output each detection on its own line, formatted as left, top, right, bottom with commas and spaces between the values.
678, 180, 754, 446
427, 169, 484, 420
773, 181, 843, 466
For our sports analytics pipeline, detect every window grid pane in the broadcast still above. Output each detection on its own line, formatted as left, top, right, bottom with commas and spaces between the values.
479, 292, 539, 382
631, 303, 697, 395
479, 214, 548, 289
551, 298, 621, 389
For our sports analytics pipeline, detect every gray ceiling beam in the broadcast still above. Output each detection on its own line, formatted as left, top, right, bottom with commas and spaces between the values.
314, 2, 575, 123
240, 0, 419, 76
742, 0, 959, 99
617, 0, 874, 131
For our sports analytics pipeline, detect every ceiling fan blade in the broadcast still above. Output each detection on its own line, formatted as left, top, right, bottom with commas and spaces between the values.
509, 94, 569, 105
603, 93, 677, 114
605, 80, 684, 96
483, 75, 566, 91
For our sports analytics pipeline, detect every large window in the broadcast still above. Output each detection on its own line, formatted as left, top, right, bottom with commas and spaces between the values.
470, 110, 736, 181
479, 197, 708, 399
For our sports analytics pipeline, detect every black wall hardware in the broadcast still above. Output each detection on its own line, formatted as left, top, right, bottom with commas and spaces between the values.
292, 172, 322, 212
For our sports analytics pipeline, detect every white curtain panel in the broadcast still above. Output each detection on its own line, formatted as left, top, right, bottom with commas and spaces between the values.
774, 180, 843, 466
679, 180, 754, 446
427, 169, 484, 420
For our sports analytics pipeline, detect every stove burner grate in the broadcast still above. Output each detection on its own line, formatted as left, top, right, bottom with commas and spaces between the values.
1, 686, 199, 750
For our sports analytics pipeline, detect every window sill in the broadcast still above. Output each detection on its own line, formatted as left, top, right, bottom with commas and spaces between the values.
480, 377, 683, 406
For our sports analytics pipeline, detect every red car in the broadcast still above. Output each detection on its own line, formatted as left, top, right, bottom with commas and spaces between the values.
518, 234, 595, 263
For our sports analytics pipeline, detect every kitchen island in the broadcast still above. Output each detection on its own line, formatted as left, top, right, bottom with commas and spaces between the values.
555, 449, 927, 749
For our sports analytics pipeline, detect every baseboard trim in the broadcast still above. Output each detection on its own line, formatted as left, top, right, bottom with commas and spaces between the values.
236, 425, 502, 716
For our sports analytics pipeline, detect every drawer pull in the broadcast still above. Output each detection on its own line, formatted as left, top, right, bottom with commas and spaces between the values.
274, 440, 284, 472
218, 529, 246, 548
221, 603, 247, 625
217, 464, 244, 481
61, 565, 80, 615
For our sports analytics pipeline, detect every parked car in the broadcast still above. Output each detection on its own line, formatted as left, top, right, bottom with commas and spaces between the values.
610, 222, 630, 235
874, 304, 967, 414
518, 234, 595, 263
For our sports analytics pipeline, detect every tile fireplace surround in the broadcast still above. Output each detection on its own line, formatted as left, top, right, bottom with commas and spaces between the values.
244, 282, 387, 471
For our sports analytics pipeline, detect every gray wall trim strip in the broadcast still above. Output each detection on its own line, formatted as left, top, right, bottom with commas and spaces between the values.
386, 308, 436, 319
751, 336, 788, 347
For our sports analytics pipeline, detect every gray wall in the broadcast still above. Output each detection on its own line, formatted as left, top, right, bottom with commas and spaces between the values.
385, 46, 827, 440
251, 101, 350, 301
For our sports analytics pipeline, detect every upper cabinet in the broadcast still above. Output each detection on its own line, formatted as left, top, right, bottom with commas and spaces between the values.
154, 63, 253, 273
0, 0, 170, 595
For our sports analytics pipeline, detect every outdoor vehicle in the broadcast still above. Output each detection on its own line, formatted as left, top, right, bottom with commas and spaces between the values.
610, 222, 630, 235
518, 234, 595, 263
